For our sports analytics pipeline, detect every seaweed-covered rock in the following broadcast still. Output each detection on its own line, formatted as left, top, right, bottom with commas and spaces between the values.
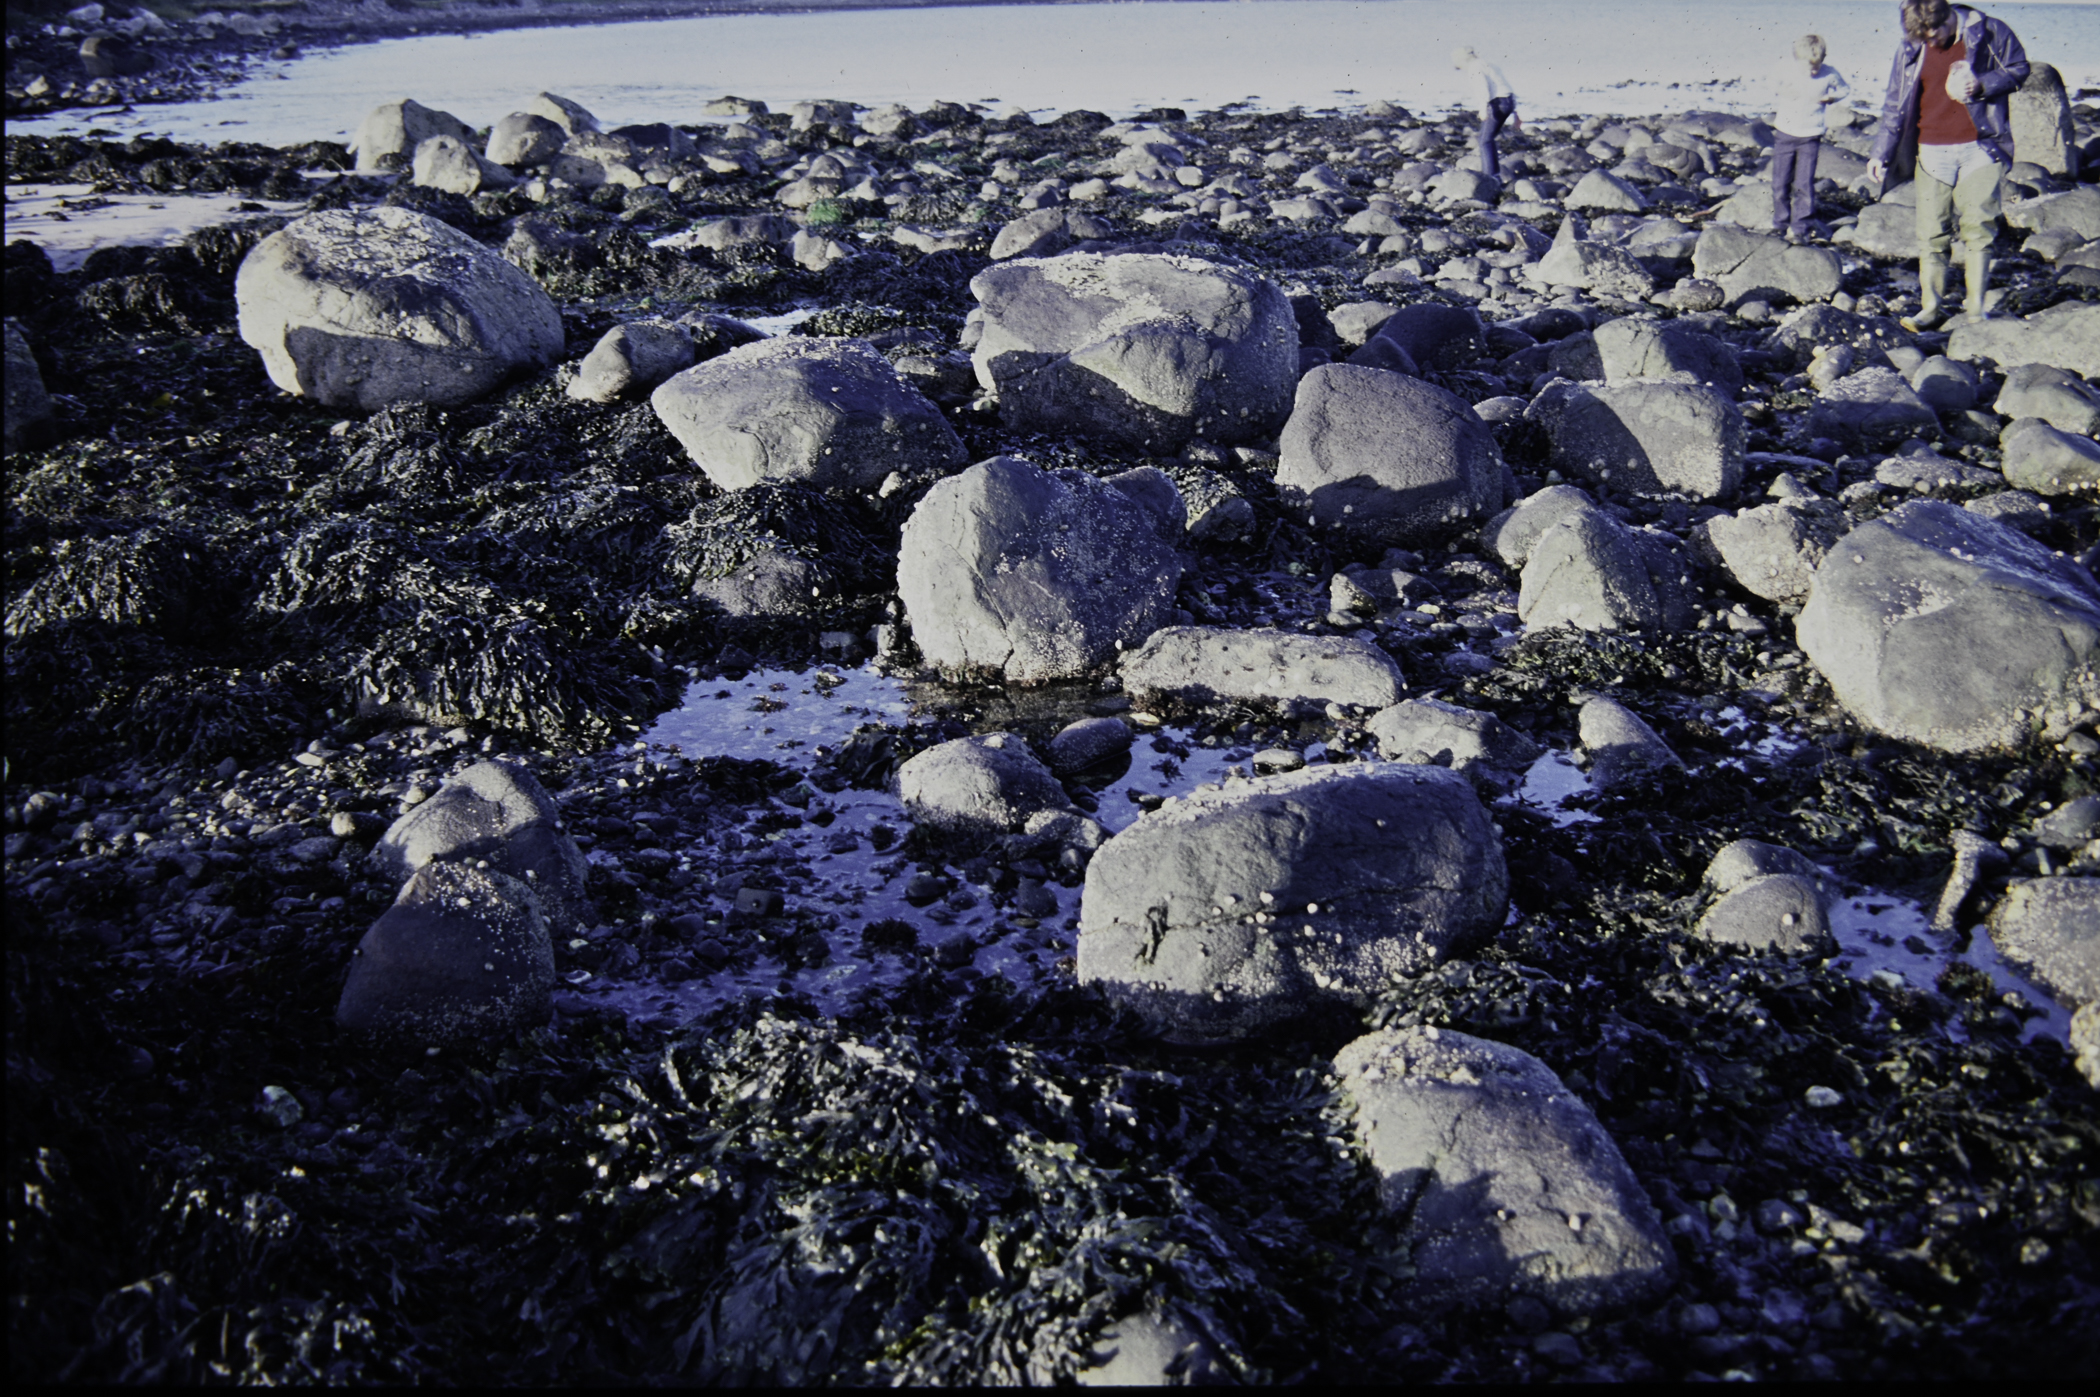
4, 528, 206, 640
1366, 698, 1542, 794
1120, 627, 1405, 713
660, 481, 887, 609
372, 760, 591, 938
349, 98, 475, 174
1987, 878, 2100, 1010
1706, 498, 1848, 604
335, 861, 556, 1049
896, 733, 1072, 839
1276, 364, 1506, 545
4, 320, 53, 455
650, 336, 965, 491
1797, 501, 2100, 752
896, 456, 1183, 684
1523, 379, 1744, 501
568, 320, 698, 403
969, 252, 1297, 452
236, 207, 565, 411
1334, 1026, 1675, 1314
1077, 763, 1507, 1044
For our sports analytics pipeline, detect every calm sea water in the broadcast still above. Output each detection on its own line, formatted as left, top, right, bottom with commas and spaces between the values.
13, 0, 2099, 147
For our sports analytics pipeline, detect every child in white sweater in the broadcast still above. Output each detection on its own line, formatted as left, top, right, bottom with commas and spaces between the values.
1769, 35, 1852, 241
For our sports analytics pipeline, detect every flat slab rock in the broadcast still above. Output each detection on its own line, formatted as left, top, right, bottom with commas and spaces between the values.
1119, 625, 1404, 713
1335, 1025, 1676, 1314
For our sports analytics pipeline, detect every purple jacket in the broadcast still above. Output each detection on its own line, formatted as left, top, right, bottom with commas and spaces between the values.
1870, 4, 2031, 177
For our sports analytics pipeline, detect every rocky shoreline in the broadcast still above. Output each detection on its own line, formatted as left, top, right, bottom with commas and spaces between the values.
8, 70, 2100, 1384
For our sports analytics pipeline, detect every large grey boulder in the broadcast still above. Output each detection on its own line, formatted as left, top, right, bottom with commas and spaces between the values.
2000, 418, 2100, 497
1484, 483, 1595, 570
1529, 235, 1656, 299
1697, 837, 1833, 952
235, 207, 565, 412
650, 336, 965, 491
1565, 168, 1650, 213
1690, 224, 1841, 306
1845, 190, 1923, 260
897, 456, 1183, 684
410, 133, 515, 195
897, 733, 1071, 839
1804, 367, 1939, 449
1519, 506, 1693, 633
349, 97, 474, 173
1120, 626, 1405, 713
1706, 498, 1847, 604
335, 862, 556, 1049
372, 759, 591, 938
1797, 500, 2100, 752
1335, 1026, 1675, 1314
1366, 303, 1485, 371
1948, 301, 2100, 379
1592, 316, 1743, 391
1367, 698, 1542, 794
1523, 379, 1745, 500
2010, 64, 2079, 178
1077, 764, 1507, 1044
486, 112, 567, 167
969, 252, 1297, 451
1988, 878, 2100, 1009
1275, 364, 1506, 545
3, 321, 53, 456
568, 320, 698, 402
524, 91, 600, 135
1995, 364, 2100, 435
2004, 185, 2100, 242
1578, 695, 1682, 789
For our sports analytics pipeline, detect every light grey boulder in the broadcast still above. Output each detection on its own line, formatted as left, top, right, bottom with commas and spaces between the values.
1276, 364, 1506, 545
664, 214, 796, 253
1804, 367, 1939, 449
1368, 303, 1487, 371
1519, 506, 1693, 633
1367, 698, 1543, 794
1120, 626, 1405, 713
3, 321, 53, 455
1328, 300, 1400, 347
335, 862, 556, 1049
524, 91, 600, 135
235, 207, 565, 412
1988, 878, 2100, 1009
970, 252, 1298, 452
1528, 235, 1655, 300
1565, 168, 1650, 213
1077, 764, 1507, 1044
1523, 379, 1745, 501
1706, 498, 1847, 604
1706, 837, 1827, 893
2011, 63, 2078, 177
1104, 464, 1189, 541
650, 336, 965, 491
897, 456, 1183, 684
987, 206, 1113, 260
689, 549, 828, 621
410, 133, 515, 195
1048, 716, 1135, 775
1797, 500, 2100, 752
2004, 186, 2100, 243
1690, 225, 1841, 306
1698, 875, 1831, 952
1335, 1026, 1675, 1314
897, 733, 1071, 839
1995, 364, 2100, 435
372, 759, 591, 938
1592, 316, 1743, 391
1578, 695, 1682, 789
1076, 1310, 1233, 1387
2001, 418, 2100, 497
1908, 355, 1981, 413
1846, 194, 1921, 260
568, 320, 698, 402
1484, 484, 1595, 570
487, 111, 567, 167
349, 97, 474, 173
2075, 1003, 2100, 1090
1948, 301, 2100, 379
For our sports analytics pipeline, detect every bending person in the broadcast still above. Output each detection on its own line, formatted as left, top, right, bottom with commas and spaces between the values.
1453, 47, 1519, 185
1769, 34, 1850, 243
1866, 0, 2030, 329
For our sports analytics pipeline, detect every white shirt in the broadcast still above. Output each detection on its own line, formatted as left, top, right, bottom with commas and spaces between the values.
1461, 58, 1515, 113
1771, 61, 1850, 139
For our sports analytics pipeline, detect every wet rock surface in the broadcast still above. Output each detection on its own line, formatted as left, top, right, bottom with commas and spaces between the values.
6, 74, 2099, 1388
